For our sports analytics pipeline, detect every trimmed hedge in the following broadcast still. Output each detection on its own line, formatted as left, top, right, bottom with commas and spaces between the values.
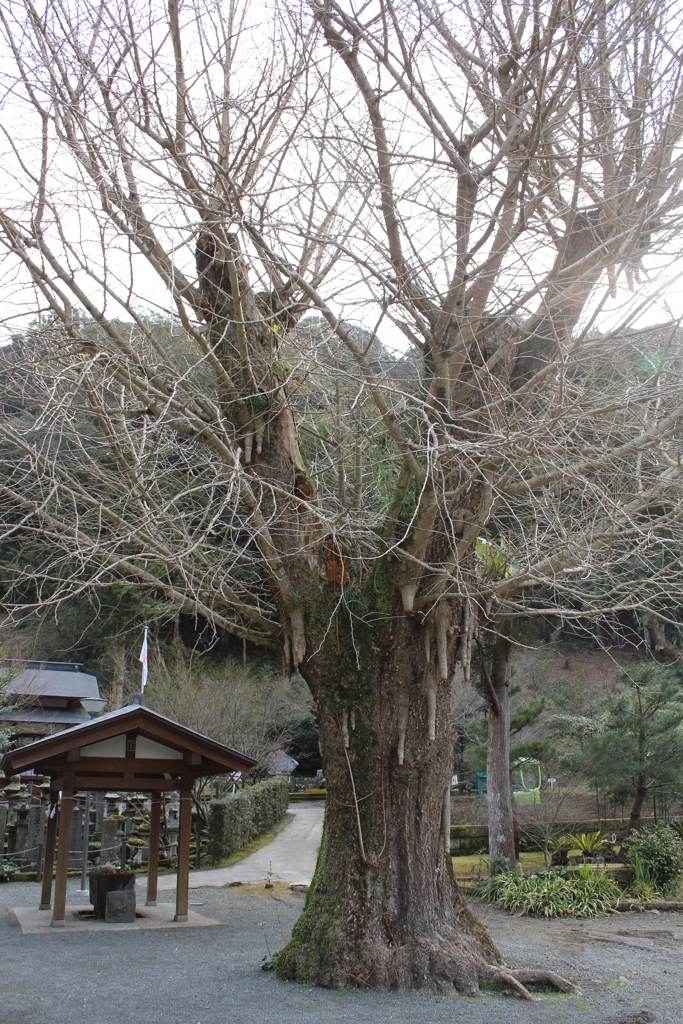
207, 777, 290, 864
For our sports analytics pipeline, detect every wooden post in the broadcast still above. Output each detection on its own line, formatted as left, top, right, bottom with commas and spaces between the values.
52, 780, 73, 927
39, 788, 59, 910
174, 783, 192, 922
80, 791, 91, 892
146, 793, 161, 906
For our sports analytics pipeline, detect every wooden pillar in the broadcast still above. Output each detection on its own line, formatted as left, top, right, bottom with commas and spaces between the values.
52, 780, 73, 928
174, 783, 192, 922
146, 793, 161, 906
39, 787, 59, 910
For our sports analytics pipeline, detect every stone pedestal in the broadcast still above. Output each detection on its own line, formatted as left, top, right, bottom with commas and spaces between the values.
105, 889, 136, 923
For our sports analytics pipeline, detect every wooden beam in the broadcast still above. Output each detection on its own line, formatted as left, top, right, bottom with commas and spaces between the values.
39, 787, 59, 911
40, 757, 189, 774
52, 780, 73, 927
29, 758, 236, 781
64, 775, 189, 792
146, 793, 161, 906
174, 782, 192, 922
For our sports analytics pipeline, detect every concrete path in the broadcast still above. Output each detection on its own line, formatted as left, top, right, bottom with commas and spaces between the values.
144, 802, 324, 893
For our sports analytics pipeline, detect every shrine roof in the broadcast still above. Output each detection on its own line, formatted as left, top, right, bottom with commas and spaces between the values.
1, 703, 256, 786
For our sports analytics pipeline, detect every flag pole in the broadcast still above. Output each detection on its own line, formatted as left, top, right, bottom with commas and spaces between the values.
139, 625, 148, 695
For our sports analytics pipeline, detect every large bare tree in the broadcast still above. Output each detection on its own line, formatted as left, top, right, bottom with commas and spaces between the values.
2, 0, 683, 997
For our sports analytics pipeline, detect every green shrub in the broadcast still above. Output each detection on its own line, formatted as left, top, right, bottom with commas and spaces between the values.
480, 866, 621, 918
207, 776, 290, 864
626, 824, 683, 893
670, 819, 683, 841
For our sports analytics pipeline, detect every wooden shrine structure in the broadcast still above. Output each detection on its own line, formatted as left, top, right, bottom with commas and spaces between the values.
0, 701, 256, 927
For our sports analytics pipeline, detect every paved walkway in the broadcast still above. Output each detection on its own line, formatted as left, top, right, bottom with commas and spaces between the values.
143, 802, 324, 893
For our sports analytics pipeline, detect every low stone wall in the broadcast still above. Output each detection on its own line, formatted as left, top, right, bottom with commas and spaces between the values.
450, 817, 654, 857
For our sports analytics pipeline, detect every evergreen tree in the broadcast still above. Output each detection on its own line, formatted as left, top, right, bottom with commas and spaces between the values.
587, 666, 683, 832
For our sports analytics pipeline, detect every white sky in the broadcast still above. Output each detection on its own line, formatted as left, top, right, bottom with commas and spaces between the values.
1, 0, 682, 352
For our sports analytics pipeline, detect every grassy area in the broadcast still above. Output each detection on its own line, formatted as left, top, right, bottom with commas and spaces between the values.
452, 852, 546, 879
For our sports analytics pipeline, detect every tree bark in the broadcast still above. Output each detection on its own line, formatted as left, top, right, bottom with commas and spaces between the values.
645, 617, 682, 664
486, 636, 516, 873
276, 603, 502, 992
627, 718, 649, 835
627, 774, 648, 834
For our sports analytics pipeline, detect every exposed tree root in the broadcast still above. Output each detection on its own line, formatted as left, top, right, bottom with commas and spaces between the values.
480, 965, 582, 1001
481, 968, 536, 1001
511, 968, 582, 994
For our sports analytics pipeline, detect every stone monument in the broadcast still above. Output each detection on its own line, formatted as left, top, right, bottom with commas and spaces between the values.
68, 803, 84, 868
100, 818, 120, 863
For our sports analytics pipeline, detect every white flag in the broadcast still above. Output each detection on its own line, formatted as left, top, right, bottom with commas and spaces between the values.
139, 626, 148, 692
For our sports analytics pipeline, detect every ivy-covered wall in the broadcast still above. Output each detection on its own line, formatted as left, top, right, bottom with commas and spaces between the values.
207, 777, 290, 864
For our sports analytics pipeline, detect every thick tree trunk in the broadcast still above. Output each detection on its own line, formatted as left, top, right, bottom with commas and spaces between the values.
194, 241, 573, 997
627, 774, 648, 834
276, 608, 502, 993
486, 636, 516, 873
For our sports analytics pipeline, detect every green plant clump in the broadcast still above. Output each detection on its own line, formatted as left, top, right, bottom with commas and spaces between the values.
630, 853, 659, 900
0, 860, 20, 880
626, 824, 683, 893
480, 866, 621, 918
207, 776, 289, 864
566, 831, 608, 855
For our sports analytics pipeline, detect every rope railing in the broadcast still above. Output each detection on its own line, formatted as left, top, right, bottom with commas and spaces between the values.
0, 845, 41, 860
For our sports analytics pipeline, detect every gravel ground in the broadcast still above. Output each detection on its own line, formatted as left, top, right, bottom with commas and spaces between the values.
1, 877, 680, 1024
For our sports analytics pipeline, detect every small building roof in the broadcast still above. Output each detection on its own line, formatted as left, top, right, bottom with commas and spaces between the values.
1, 706, 92, 726
1, 661, 100, 700
1, 704, 256, 792
264, 749, 299, 775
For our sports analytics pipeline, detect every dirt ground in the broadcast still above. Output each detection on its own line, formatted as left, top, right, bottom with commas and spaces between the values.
1, 876, 681, 1024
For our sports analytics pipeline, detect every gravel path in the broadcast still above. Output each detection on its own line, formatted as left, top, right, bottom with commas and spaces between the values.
1, 872, 680, 1024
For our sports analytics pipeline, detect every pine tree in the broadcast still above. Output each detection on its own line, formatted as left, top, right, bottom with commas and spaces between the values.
587, 666, 683, 832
